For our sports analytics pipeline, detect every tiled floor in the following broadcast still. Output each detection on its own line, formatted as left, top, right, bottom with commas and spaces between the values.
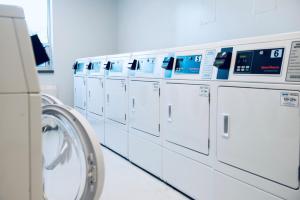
100, 147, 189, 200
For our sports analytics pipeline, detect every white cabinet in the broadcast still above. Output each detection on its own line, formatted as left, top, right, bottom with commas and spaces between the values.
87, 77, 104, 116
165, 83, 210, 155
129, 80, 160, 136
105, 78, 127, 124
217, 87, 300, 189
74, 76, 86, 110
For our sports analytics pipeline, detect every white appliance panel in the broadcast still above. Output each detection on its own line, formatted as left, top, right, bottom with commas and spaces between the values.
105, 79, 127, 124
87, 112, 105, 144
74, 76, 86, 109
217, 87, 300, 189
165, 83, 210, 155
87, 77, 104, 116
129, 80, 160, 136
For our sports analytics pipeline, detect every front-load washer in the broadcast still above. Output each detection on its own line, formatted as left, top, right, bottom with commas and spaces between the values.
0, 5, 105, 200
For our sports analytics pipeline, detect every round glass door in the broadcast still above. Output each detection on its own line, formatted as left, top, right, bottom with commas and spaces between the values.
42, 104, 104, 200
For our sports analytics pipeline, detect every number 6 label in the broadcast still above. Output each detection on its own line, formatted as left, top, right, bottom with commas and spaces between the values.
271, 49, 283, 58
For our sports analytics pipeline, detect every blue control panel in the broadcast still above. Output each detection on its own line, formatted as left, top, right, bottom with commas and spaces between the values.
77, 62, 85, 73
110, 61, 123, 72
138, 58, 156, 73
91, 61, 101, 73
175, 55, 202, 74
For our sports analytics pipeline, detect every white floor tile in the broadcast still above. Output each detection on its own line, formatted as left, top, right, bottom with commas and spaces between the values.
100, 147, 189, 200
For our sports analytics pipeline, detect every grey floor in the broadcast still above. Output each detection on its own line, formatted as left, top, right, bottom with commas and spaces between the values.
100, 147, 189, 200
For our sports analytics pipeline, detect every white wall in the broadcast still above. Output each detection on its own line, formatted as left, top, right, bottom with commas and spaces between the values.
39, 0, 118, 105
117, 0, 300, 52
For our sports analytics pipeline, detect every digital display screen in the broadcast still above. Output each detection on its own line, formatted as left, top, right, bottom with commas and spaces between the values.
175, 55, 202, 74
138, 58, 156, 73
234, 48, 284, 74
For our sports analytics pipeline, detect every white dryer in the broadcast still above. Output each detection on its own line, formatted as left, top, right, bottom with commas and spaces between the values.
86, 56, 107, 144
211, 32, 300, 200
73, 57, 90, 117
161, 45, 219, 199
0, 5, 105, 200
128, 50, 174, 178
104, 53, 131, 158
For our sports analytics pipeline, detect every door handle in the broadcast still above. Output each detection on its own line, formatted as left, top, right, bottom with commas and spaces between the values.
106, 94, 110, 104
132, 97, 135, 112
222, 113, 230, 138
168, 104, 172, 122
88, 90, 91, 98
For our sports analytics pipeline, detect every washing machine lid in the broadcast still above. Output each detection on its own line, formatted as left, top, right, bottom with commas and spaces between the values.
41, 93, 63, 106
42, 104, 105, 200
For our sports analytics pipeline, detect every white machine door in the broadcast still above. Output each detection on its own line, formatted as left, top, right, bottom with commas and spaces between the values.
165, 83, 210, 155
42, 104, 105, 200
74, 76, 86, 109
217, 87, 300, 189
87, 77, 104, 116
129, 80, 160, 136
105, 78, 127, 124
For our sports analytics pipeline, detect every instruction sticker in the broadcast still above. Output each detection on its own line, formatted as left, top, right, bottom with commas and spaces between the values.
153, 82, 159, 91
199, 86, 210, 97
286, 41, 300, 81
280, 92, 299, 107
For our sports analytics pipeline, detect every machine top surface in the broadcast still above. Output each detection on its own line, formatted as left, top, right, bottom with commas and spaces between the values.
0, 4, 24, 18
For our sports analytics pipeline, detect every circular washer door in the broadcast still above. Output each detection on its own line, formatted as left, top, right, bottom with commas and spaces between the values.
42, 104, 105, 200
41, 94, 63, 106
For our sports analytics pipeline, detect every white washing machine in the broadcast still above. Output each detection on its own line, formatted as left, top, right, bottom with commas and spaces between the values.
210, 32, 300, 200
161, 45, 219, 199
86, 56, 107, 145
128, 50, 174, 178
73, 57, 90, 117
104, 53, 131, 158
0, 5, 105, 200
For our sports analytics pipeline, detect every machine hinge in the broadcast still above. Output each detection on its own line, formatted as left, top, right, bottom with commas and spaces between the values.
158, 124, 160, 132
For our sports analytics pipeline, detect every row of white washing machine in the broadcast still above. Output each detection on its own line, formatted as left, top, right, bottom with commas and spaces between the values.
73, 32, 300, 200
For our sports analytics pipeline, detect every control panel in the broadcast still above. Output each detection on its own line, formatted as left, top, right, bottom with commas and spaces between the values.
234, 48, 284, 75
110, 60, 123, 72
73, 59, 89, 75
174, 55, 202, 74
129, 52, 171, 79
105, 54, 131, 77
137, 57, 156, 73
161, 56, 174, 78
